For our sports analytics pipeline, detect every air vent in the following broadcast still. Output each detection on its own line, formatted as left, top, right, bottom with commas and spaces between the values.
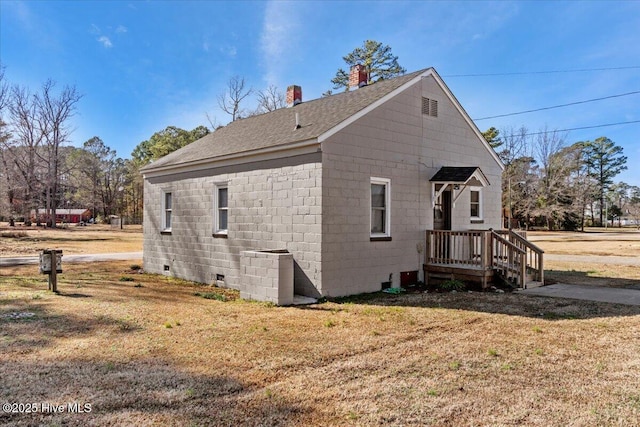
422, 97, 438, 117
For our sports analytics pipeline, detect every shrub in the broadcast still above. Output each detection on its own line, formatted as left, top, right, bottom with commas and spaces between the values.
119, 276, 134, 282
194, 292, 227, 302
437, 279, 466, 292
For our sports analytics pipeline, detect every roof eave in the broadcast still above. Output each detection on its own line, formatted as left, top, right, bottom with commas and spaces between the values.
141, 138, 320, 178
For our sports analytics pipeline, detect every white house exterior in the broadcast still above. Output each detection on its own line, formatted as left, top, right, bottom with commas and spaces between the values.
141, 67, 504, 299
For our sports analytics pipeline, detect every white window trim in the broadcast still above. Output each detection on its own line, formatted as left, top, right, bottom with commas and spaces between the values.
470, 187, 483, 220
213, 183, 228, 235
161, 190, 172, 231
370, 177, 391, 238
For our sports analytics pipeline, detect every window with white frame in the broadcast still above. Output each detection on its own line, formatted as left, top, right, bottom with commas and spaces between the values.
214, 184, 228, 234
370, 177, 391, 238
162, 191, 172, 231
470, 187, 482, 220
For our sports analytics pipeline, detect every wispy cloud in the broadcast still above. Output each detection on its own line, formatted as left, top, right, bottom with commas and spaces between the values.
220, 45, 237, 57
259, 1, 301, 86
98, 36, 113, 48
115, 25, 128, 34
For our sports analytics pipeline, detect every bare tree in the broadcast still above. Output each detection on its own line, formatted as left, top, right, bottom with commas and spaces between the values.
217, 76, 252, 122
0, 64, 8, 112
35, 80, 82, 227
255, 85, 285, 114
4, 85, 45, 223
531, 127, 569, 230
0, 65, 11, 222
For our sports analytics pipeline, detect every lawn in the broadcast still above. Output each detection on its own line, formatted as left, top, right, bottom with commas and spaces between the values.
2, 261, 640, 426
527, 229, 640, 287
0, 224, 143, 256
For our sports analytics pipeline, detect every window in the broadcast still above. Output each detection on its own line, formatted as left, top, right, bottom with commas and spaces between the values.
371, 177, 391, 239
214, 184, 228, 235
162, 191, 172, 231
470, 188, 482, 220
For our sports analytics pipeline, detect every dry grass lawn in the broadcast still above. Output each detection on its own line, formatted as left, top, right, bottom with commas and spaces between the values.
2, 261, 640, 426
0, 224, 142, 256
528, 228, 640, 257
527, 229, 640, 288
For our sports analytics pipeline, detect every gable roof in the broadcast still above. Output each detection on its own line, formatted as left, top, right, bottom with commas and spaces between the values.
142, 67, 503, 175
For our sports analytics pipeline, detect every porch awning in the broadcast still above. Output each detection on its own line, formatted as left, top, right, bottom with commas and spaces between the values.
429, 166, 490, 208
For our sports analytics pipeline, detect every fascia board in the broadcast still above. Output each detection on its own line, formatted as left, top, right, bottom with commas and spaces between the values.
141, 139, 320, 179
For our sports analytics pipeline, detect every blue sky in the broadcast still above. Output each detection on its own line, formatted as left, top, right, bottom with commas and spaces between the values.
1, 0, 639, 185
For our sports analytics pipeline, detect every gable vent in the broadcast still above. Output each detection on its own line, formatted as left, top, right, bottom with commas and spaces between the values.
422, 97, 438, 117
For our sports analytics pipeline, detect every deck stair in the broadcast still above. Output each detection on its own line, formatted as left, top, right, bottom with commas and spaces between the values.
424, 229, 544, 289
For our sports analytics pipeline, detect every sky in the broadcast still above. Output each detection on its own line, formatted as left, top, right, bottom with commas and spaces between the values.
1, 0, 639, 186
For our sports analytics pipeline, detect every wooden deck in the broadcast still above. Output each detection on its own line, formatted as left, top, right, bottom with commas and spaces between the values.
424, 229, 544, 289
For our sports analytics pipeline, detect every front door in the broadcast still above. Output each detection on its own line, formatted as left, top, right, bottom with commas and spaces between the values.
434, 189, 452, 231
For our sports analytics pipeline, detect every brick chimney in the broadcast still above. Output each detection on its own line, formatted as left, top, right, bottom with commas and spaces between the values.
349, 64, 368, 89
286, 85, 302, 107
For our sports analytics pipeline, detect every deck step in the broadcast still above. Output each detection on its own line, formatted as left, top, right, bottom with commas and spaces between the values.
524, 281, 544, 289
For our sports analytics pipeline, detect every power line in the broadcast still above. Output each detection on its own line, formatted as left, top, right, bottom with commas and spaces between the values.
502, 120, 640, 139
444, 65, 640, 78
474, 90, 640, 121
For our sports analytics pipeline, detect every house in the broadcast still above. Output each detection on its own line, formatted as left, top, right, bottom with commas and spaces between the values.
32, 208, 92, 224
141, 66, 543, 304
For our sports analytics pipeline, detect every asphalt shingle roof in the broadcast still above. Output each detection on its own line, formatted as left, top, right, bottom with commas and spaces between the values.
142, 69, 429, 172
429, 167, 482, 183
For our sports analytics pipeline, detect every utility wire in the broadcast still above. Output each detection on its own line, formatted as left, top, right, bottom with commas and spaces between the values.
502, 120, 640, 139
474, 90, 640, 121
444, 65, 640, 78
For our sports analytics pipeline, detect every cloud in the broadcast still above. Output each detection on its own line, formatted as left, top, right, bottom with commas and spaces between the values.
259, 1, 301, 86
220, 45, 237, 57
98, 36, 113, 48
116, 25, 128, 34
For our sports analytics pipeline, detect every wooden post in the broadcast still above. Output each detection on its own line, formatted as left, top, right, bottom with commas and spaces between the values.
49, 250, 58, 293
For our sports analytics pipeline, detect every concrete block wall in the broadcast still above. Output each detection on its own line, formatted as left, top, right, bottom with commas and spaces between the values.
143, 155, 322, 296
239, 250, 294, 305
319, 76, 503, 296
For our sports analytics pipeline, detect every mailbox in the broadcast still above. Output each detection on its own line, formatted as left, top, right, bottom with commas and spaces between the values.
40, 250, 63, 274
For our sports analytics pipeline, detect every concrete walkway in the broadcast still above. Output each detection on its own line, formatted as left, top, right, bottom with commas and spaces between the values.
519, 284, 640, 306
0, 252, 143, 267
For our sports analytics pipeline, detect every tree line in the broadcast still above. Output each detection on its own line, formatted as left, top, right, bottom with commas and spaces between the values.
485, 126, 634, 230
0, 64, 209, 226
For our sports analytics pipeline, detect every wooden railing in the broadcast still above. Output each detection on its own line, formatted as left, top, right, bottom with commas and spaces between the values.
505, 230, 544, 283
490, 230, 526, 287
425, 229, 544, 288
425, 230, 491, 270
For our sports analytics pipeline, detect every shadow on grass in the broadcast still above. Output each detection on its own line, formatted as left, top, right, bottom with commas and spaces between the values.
0, 301, 145, 354
0, 358, 311, 426
318, 287, 640, 320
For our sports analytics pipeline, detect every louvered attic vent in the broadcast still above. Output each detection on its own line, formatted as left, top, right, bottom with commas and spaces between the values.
422, 97, 438, 117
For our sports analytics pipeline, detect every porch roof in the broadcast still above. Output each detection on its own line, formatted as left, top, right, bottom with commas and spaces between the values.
429, 167, 490, 208
429, 167, 489, 187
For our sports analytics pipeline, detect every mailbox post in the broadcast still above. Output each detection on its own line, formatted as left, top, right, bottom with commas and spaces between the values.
40, 249, 62, 292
